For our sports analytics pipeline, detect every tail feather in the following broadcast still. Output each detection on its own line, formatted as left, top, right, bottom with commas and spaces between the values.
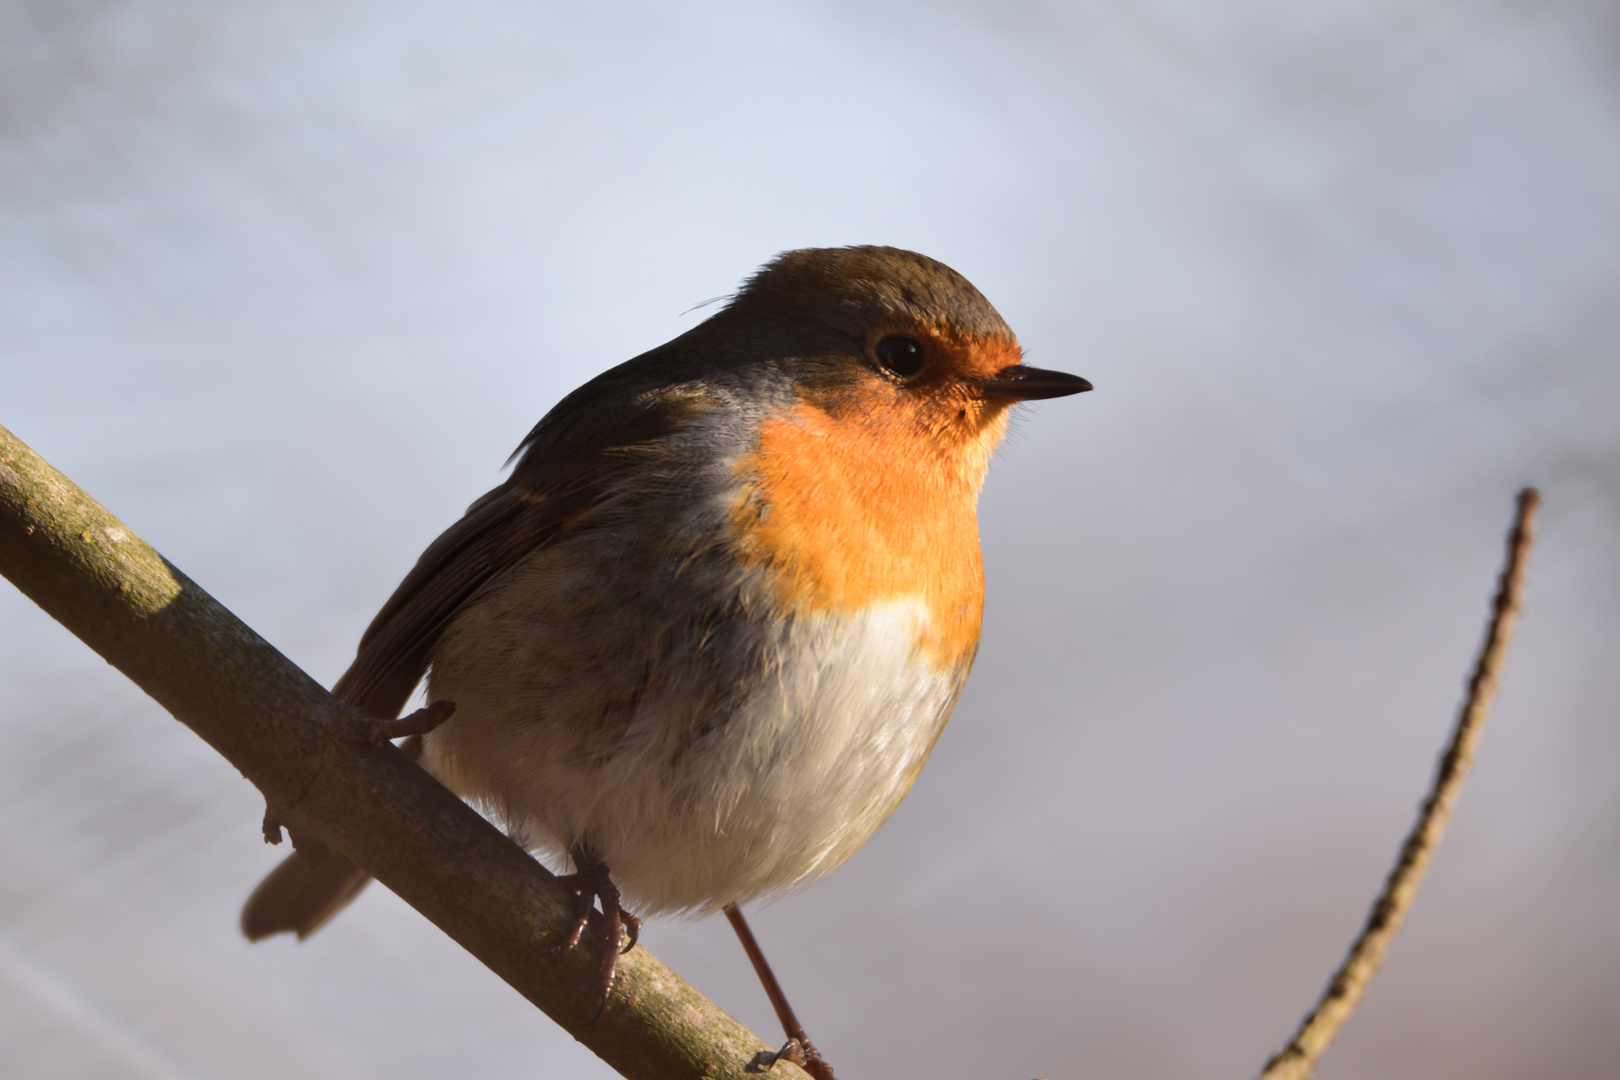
241, 849, 373, 941
241, 734, 425, 940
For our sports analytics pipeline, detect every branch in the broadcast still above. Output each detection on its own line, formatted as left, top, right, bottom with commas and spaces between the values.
1258, 488, 1540, 1080
0, 422, 805, 1080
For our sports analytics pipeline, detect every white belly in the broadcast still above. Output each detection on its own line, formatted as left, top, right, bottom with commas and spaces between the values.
424, 589, 964, 914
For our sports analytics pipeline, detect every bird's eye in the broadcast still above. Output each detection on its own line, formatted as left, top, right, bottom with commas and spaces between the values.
874, 335, 927, 379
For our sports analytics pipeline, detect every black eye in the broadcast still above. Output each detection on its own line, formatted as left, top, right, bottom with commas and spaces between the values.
874, 335, 927, 379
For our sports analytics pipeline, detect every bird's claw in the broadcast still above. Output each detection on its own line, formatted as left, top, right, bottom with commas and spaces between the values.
556, 849, 639, 1024
337, 699, 456, 744
770, 1037, 835, 1079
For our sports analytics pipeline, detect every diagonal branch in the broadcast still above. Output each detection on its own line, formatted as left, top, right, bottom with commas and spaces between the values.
1258, 488, 1540, 1080
0, 422, 804, 1080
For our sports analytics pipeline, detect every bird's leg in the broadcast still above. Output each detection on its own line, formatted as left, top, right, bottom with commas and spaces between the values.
556, 845, 643, 1024
724, 904, 837, 1080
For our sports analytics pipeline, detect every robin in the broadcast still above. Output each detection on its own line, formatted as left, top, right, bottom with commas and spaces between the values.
241, 245, 1090, 1077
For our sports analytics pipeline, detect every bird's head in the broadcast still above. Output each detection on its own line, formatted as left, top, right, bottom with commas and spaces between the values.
720, 245, 1090, 481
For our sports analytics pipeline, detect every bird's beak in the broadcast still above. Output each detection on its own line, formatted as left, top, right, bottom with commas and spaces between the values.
976, 364, 1093, 401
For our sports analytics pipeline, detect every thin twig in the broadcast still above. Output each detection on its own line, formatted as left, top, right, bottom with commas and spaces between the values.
1258, 488, 1540, 1080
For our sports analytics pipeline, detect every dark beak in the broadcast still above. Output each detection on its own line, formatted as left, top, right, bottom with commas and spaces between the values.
977, 364, 1093, 401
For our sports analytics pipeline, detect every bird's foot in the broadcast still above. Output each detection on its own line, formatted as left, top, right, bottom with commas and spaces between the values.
772, 1036, 836, 1079
556, 848, 642, 1024
337, 699, 456, 744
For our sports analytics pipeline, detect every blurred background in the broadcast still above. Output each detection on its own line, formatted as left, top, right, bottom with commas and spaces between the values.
2, 2, 1617, 1077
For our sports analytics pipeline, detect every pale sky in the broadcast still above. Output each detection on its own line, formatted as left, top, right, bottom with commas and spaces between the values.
3, 3, 1617, 1077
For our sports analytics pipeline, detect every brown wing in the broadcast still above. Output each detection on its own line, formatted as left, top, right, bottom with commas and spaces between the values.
241, 381, 728, 941
330, 380, 728, 721
329, 485, 594, 719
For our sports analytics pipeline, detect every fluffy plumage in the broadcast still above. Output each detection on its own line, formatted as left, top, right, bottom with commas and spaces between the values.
242, 244, 1088, 939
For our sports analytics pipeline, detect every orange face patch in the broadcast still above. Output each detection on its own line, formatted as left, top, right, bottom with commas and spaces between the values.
729, 332, 1020, 672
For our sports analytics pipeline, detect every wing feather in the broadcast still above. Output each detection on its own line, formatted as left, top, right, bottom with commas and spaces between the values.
329, 384, 725, 721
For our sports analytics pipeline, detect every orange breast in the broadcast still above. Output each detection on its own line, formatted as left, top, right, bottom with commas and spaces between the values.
729, 390, 1003, 672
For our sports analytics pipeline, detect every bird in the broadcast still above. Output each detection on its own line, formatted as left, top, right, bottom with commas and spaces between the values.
241, 245, 1090, 1076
